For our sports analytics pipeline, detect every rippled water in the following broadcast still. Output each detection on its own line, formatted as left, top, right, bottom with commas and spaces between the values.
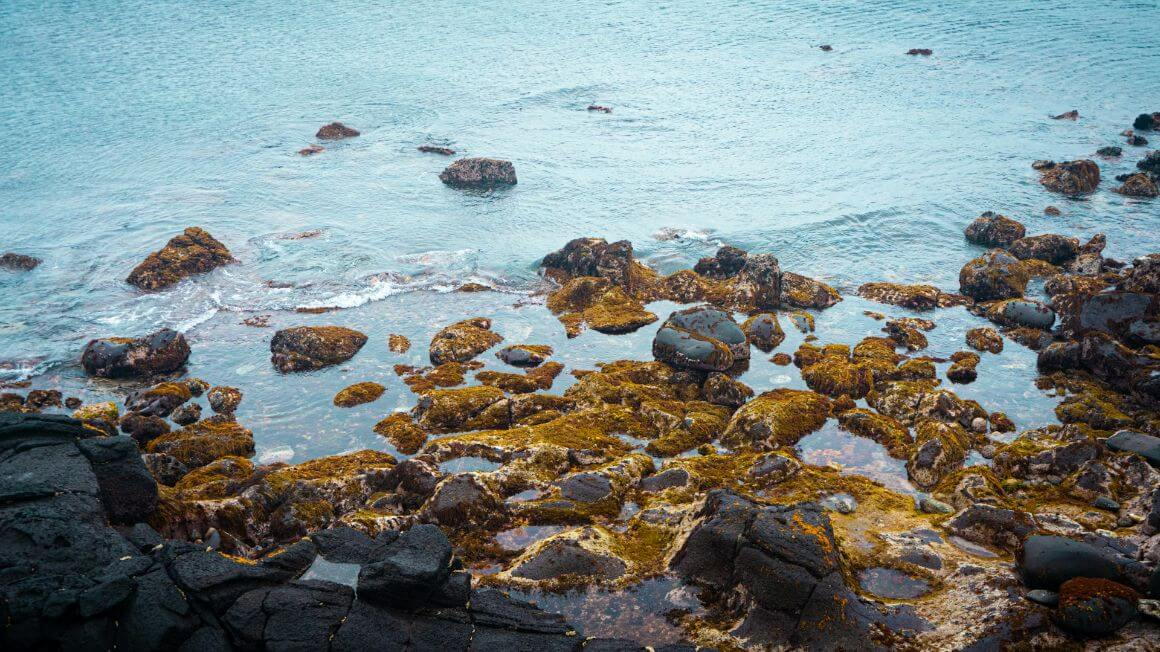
2, 1, 1158, 463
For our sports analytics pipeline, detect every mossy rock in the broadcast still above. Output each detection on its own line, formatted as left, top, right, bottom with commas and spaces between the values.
741, 313, 785, 352
270, 325, 368, 372
146, 417, 255, 469
333, 381, 386, 407
429, 317, 504, 365
373, 413, 427, 454
126, 226, 234, 291
722, 388, 831, 448
858, 282, 943, 310
413, 385, 507, 433
837, 408, 912, 459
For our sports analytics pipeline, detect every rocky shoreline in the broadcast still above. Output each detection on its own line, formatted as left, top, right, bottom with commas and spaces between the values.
4, 118, 1160, 649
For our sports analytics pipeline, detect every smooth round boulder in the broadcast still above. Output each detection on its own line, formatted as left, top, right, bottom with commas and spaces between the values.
741, 313, 785, 352
1056, 578, 1139, 635
81, 328, 191, 379
1019, 535, 1125, 590
993, 299, 1056, 330
652, 306, 749, 372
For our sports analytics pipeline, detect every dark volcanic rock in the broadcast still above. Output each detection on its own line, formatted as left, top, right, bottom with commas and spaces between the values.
946, 504, 1035, 552
1019, 535, 1132, 590
126, 227, 234, 291
439, 157, 517, 188
1134, 113, 1159, 131
652, 306, 749, 371
1038, 159, 1100, 195
964, 212, 1026, 248
0, 252, 41, 270
358, 524, 453, 608
1138, 150, 1160, 175
270, 325, 367, 372
419, 145, 455, 155
81, 328, 191, 379
119, 412, 170, 445
1008, 234, 1079, 264
741, 313, 785, 352
1055, 578, 1138, 635
959, 249, 1029, 301
511, 536, 627, 581
316, 122, 360, 139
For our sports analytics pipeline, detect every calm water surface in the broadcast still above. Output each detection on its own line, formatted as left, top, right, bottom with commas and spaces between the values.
2, 1, 1158, 468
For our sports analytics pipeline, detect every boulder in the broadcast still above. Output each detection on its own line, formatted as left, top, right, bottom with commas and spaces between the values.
119, 412, 170, 445
987, 299, 1056, 330
333, 382, 385, 408
780, 271, 840, 309
510, 530, 626, 581
1038, 159, 1100, 195
357, 525, 453, 607
207, 386, 242, 414
170, 403, 201, 426
693, 245, 748, 279
945, 504, 1035, 552
496, 344, 552, 367
0, 252, 41, 271
741, 313, 785, 352
270, 326, 367, 372
81, 328, 191, 379
959, 249, 1029, 301
1106, 430, 1160, 467
126, 227, 234, 291
1138, 150, 1160, 175
966, 327, 1003, 354
722, 388, 831, 448
1056, 578, 1139, 635
429, 318, 504, 365
1019, 535, 1129, 590
439, 158, 517, 188
1008, 234, 1079, 264
964, 212, 1026, 248
316, 122, 359, 139
1113, 172, 1159, 197
420, 473, 504, 529
703, 372, 754, 408
1134, 113, 1160, 131
858, 282, 943, 310
652, 306, 748, 372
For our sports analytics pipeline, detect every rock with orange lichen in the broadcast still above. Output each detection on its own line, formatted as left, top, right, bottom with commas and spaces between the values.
429, 317, 503, 364
400, 361, 479, 393
547, 276, 657, 337
884, 319, 928, 351
373, 413, 427, 454
388, 334, 411, 353
966, 327, 1003, 353
947, 351, 980, 384
126, 227, 234, 290
333, 381, 386, 407
722, 388, 831, 448
270, 325, 367, 372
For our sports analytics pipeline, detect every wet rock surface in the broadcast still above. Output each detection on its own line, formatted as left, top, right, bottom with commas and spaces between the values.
652, 306, 748, 371
126, 227, 234, 291
315, 121, 360, 139
0, 252, 41, 270
270, 325, 368, 372
439, 157, 517, 187
1038, 159, 1101, 195
81, 328, 191, 379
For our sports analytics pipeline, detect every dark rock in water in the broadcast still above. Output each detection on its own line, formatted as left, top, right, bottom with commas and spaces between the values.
1038, 159, 1100, 195
1019, 535, 1128, 590
298, 144, 324, 156
119, 412, 170, 445
418, 145, 455, 155
819, 44, 833, 51
780, 271, 839, 309
207, 386, 242, 414
959, 249, 1029, 301
990, 299, 1056, 330
511, 535, 626, 581
1032, 159, 1056, 170
496, 344, 552, 367
429, 317, 504, 365
1106, 430, 1160, 467
358, 524, 453, 607
703, 371, 753, 408
126, 227, 234, 291
652, 306, 748, 371
741, 313, 785, 352
1137, 150, 1160, 175
1051, 110, 1079, 120
964, 211, 1026, 248
0, 252, 41, 270
639, 467, 691, 492
1037, 332, 1160, 402
124, 381, 192, 417
906, 48, 933, 55
1009, 234, 1079, 264
1044, 205, 1062, 215
1073, 291, 1157, 343
1096, 145, 1122, 158
1056, 578, 1138, 635
587, 104, 612, 113
1113, 171, 1159, 197
439, 157, 517, 187
1134, 112, 1159, 131
540, 237, 636, 288
946, 504, 1035, 552
420, 473, 504, 529
694, 245, 748, 279
316, 121, 360, 139
142, 452, 188, 486
81, 328, 191, 378
270, 325, 367, 372
1127, 134, 1149, 146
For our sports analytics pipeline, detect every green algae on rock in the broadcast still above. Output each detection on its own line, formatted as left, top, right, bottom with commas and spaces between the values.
722, 388, 831, 448
270, 325, 367, 372
333, 381, 386, 407
126, 227, 234, 290
429, 317, 504, 364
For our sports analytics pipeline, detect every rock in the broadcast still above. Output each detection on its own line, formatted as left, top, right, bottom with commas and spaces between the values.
1106, 430, 1160, 467
1093, 496, 1120, 511
73, 401, 119, 428
1009, 234, 1079, 265
145, 418, 254, 469
1128, 134, 1149, 146
420, 473, 504, 529
373, 413, 427, 455
412, 386, 506, 433
1051, 110, 1079, 120
429, 318, 504, 365
333, 382, 385, 408
652, 306, 748, 372
946, 352, 979, 384
639, 467, 691, 492
1096, 145, 1122, 158
316, 122, 359, 139
906, 48, 932, 55
1139, 150, 1160, 175
540, 237, 639, 290
703, 372, 753, 408
694, 245, 748, 279
820, 493, 857, 514
298, 144, 325, 156
1019, 535, 1131, 590
496, 344, 552, 368
119, 412, 170, 445
946, 504, 1036, 552
438, 158, 517, 188
418, 145, 455, 155
547, 276, 658, 337
959, 249, 1029, 301
126, 227, 234, 291
142, 452, 188, 485
124, 382, 193, 418
1038, 159, 1100, 195
722, 388, 831, 448
1113, 171, 1159, 197
907, 420, 969, 488
741, 313, 785, 352
511, 530, 626, 581
919, 497, 954, 514
988, 298, 1056, 330
964, 212, 1026, 248
207, 386, 242, 414
0, 252, 41, 270
1134, 113, 1159, 131
388, 334, 411, 353
1056, 578, 1138, 635
270, 326, 367, 372
81, 328, 191, 379
170, 403, 201, 426
357, 525, 452, 607
819, 44, 833, 51
1026, 589, 1059, 606
858, 282, 943, 310
587, 104, 612, 113
1044, 205, 1061, 216
966, 327, 1003, 353
780, 271, 839, 309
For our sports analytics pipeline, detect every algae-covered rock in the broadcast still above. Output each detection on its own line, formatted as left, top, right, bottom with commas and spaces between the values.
799, 352, 876, 399
146, 417, 255, 469
81, 328, 191, 379
126, 227, 234, 291
959, 249, 1029, 301
125, 381, 193, 417
652, 306, 748, 372
429, 317, 504, 365
419, 473, 505, 529
333, 382, 385, 408
413, 386, 507, 433
964, 212, 1026, 248
438, 158, 517, 188
741, 313, 785, 352
1038, 159, 1100, 195
547, 277, 657, 337
388, 334, 411, 353
1008, 234, 1079, 265
858, 282, 942, 310
837, 408, 912, 459
1113, 171, 1159, 197
496, 344, 553, 368
372, 413, 427, 454
966, 327, 1003, 354
907, 419, 969, 488
510, 527, 627, 582
722, 388, 831, 448
780, 271, 841, 309
1056, 578, 1139, 635
0, 252, 41, 271
694, 245, 748, 279
270, 326, 367, 372
207, 386, 242, 414
947, 351, 980, 384
703, 372, 754, 408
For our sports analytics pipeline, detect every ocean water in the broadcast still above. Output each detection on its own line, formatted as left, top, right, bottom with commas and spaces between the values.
2, 1, 1159, 465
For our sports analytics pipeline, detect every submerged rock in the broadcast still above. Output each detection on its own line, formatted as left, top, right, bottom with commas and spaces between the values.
0, 252, 41, 271
270, 326, 367, 372
438, 158, 517, 188
315, 122, 359, 139
81, 328, 191, 379
126, 227, 234, 291
966, 327, 1003, 354
964, 212, 1026, 248
429, 318, 504, 365
1038, 159, 1100, 195
418, 145, 455, 155
652, 306, 748, 371
1051, 110, 1079, 120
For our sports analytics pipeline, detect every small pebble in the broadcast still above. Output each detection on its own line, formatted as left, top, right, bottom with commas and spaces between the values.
919, 497, 954, 514
1093, 496, 1120, 512
1027, 589, 1059, 607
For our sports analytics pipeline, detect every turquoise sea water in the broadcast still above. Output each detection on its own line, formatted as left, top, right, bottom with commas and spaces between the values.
2, 1, 1158, 465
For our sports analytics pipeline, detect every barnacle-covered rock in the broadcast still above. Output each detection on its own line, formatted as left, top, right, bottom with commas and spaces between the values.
270, 326, 367, 372
315, 121, 360, 139
126, 227, 234, 290
439, 157, 517, 187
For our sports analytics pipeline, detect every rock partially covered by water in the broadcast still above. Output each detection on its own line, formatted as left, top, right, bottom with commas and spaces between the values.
429, 317, 504, 365
693, 245, 748, 279
439, 157, 517, 187
315, 121, 359, 139
1056, 578, 1139, 636
722, 388, 831, 448
81, 328, 191, 378
1009, 234, 1079, 265
270, 326, 368, 372
1038, 159, 1100, 195
986, 299, 1056, 330
333, 381, 385, 408
780, 271, 840, 309
0, 252, 41, 270
496, 344, 552, 367
126, 227, 234, 291
959, 249, 1029, 301
1113, 172, 1159, 197
652, 306, 748, 371
1134, 113, 1160, 131
965, 212, 1026, 248
741, 313, 785, 352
